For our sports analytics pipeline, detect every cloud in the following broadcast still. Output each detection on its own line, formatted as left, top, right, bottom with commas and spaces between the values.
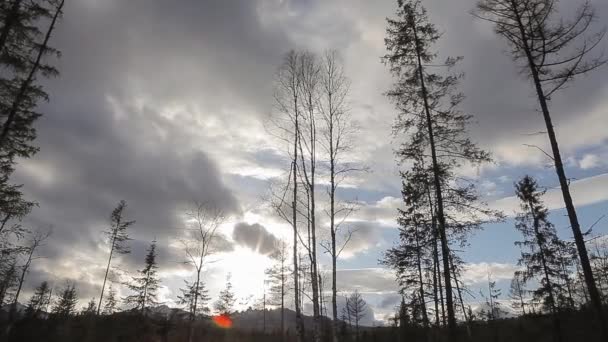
339, 221, 385, 258
461, 262, 520, 285
490, 173, 608, 216
232, 222, 280, 255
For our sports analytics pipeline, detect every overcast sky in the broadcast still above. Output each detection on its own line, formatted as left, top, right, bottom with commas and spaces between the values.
12, 0, 608, 324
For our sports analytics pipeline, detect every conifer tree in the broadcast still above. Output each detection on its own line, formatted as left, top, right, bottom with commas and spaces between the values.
103, 284, 117, 315
514, 175, 565, 341
124, 240, 159, 315
383, 1, 498, 338
97, 200, 134, 315
178, 279, 210, 316
25, 280, 51, 318
52, 283, 77, 318
0, 0, 64, 234
81, 298, 96, 316
509, 272, 528, 315
475, 1, 607, 334
346, 290, 367, 341
214, 274, 236, 315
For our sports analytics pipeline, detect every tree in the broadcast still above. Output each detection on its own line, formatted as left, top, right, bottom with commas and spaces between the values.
52, 282, 77, 318
271, 50, 307, 342
509, 272, 528, 315
0, 0, 63, 236
346, 290, 367, 341
81, 298, 97, 316
97, 200, 134, 315
9, 228, 51, 319
177, 279, 210, 317
514, 175, 565, 341
214, 274, 236, 315
124, 240, 160, 315
265, 240, 290, 338
318, 49, 359, 342
25, 280, 51, 318
475, 1, 607, 335
180, 202, 224, 342
103, 284, 118, 315
383, 1, 496, 338
481, 271, 503, 321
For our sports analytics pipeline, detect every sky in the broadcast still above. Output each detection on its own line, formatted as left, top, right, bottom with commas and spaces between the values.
11, 0, 608, 325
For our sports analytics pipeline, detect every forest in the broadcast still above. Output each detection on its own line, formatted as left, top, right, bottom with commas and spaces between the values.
0, 0, 607, 341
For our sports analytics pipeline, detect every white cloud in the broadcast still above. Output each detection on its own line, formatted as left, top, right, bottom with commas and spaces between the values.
579, 154, 602, 170
490, 173, 608, 216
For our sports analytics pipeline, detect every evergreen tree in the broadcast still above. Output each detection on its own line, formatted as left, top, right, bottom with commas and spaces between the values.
475, 1, 607, 335
103, 284, 117, 315
214, 274, 236, 314
383, 1, 499, 338
25, 280, 51, 318
97, 200, 134, 314
509, 272, 528, 315
177, 279, 210, 316
514, 175, 565, 341
124, 240, 159, 315
0, 0, 63, 232
51, 283, 77, 318
81, 298, 96, 316
346, 290, 367, 341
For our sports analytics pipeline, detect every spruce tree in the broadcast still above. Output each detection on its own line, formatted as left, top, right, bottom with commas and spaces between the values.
51, 283, 77, 318
25, 280, 51, 318
214, 274, 236, 315
124, 240, 160, 315
514, 175, 565, 341
103, 284, 117, 315
383, 1, 498, 338
475, 1, 607, 334
97, 200, 134, 314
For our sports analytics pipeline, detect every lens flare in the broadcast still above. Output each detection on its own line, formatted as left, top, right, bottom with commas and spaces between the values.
212, 314, 233, 328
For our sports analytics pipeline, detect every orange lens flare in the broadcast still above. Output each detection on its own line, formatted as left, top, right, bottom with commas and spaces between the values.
212, 314, 233, 328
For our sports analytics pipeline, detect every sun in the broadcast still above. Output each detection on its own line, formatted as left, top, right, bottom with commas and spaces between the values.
219, 246, 274, 307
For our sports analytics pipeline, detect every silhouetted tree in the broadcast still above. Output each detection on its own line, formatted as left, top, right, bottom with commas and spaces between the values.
271, 50, 306, 342
177, 279, 210, 317
25, 280, 51, 318
0, 0, 63, 235
265, 240, 290, 338
180, 201, 224, 342
124, 240, 159, 315
384, 1, 496, 339
346, 290, 367, 341
318, 49, 358, 342
103, 284, 117, 315
509, 272, 528, 315
81, 298, 96, 316
475, 1, 607, 335
214, 274, 236, 315
97, 200, 134, 315
9, 228, 51, 319
52, 282, 77, 318
514, 175, 565, 341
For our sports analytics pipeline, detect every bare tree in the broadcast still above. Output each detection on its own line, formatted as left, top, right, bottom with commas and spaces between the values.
97, 200, 134, 315
9, 228, 51, 319
474, 1, 607, 335
271, 50, 306, 342
265, 240, 290, 340
317, 49, 360, 342
180, 201, 224, 342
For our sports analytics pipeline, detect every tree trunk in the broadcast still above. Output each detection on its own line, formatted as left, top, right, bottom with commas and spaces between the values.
510, 1, 606, 338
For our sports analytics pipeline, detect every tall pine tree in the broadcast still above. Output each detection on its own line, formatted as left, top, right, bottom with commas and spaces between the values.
124, 240, 160, 315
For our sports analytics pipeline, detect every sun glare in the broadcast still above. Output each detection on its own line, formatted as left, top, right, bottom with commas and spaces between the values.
220, 246, 273, 307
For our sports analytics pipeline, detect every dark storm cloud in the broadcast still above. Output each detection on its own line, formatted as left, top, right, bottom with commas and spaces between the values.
232, 222, 279, 255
